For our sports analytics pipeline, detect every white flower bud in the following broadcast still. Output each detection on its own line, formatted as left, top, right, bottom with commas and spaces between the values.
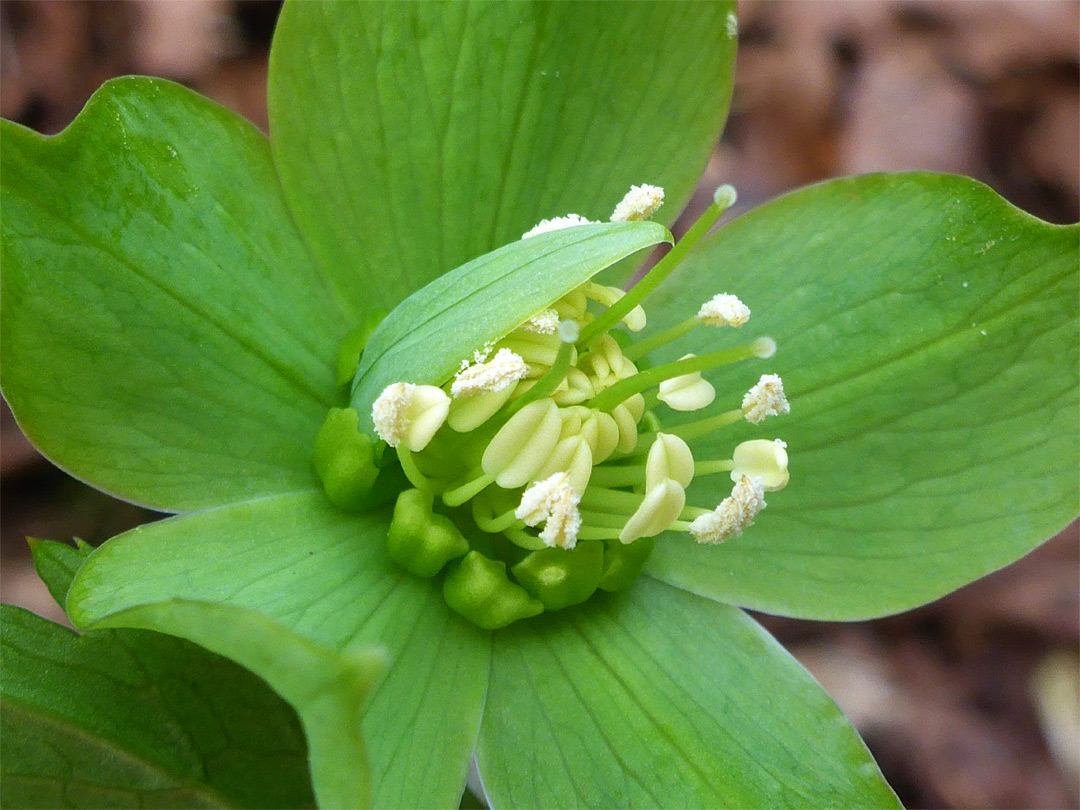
610, 184, 665, 223
372, 383, 450, 451
741, 373, 790, 424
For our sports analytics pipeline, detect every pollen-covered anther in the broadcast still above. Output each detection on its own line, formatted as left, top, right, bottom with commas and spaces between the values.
731, 439, 789, 491
741, 373, 790, 424
689, 475, 766, 545
657, 354, 716, 411
610, 183, 665, 223
451, 348, 528, 398
522, 213, 600, 239
515, 472, 582, 549
372, 382, 451, 451
698, 293, 750, 327
520, 309, 560, 335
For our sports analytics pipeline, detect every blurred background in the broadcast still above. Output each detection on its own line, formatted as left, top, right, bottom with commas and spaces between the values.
1, 1, 1077, 807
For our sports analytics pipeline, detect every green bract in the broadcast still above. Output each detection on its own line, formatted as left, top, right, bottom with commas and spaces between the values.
1, 2, 1076, 809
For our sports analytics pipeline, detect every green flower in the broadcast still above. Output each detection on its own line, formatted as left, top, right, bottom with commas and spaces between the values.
2, 3, 1076, 809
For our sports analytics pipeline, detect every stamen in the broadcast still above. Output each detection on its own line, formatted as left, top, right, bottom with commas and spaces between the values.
501, 321, 578, 418
644, 433, 695, 490
522, 213, 599, 239
656, 354, 716, 411
578, 184, 738, 350
520, 309, 560, 334
731, 439, 789, 491
619, 478, 686, 544
610, 183, 665, 223
689, 475, 766, 544
586, 337, 774, 413
583, 283, 646, 332
515, 472, 583, 549
451, 348, 528, 398
372, 382, 451, 451
698, 293, 750, 327
742, 373, 790, 424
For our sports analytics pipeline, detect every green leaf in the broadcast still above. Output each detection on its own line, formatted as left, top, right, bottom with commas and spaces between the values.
641, 173, 1079, 618
477, 578, 900, 809
67, 493, 491, 809
83, 601, 386, 810
351, 222, 669, 432
268, 0, 737, 318
27, 537, 93, 607
0, 77, 345, 513
1, 604, 317, 809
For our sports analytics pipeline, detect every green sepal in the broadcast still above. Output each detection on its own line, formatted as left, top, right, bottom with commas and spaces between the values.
512, 541, 604, 611
599, 537, 656, 592
386, 489, 470, 577
336, 312, 387, 388
312, 408, 380, 510
27, 537, 93, 607
443, 551, 544, 630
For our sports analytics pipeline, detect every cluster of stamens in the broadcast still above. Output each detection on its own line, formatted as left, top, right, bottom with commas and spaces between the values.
320, 183, 791, 629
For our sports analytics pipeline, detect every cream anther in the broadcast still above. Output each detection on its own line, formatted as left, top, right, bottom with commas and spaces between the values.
689, 475, 766, 544
657, 354, 716, 411
451, 348, 528, 398
731, 439, 789, 491
516, 472, 582, 549
619, 478, 686, 544
645, 433, 695, 491
610, 184, 665, 223
372, 382, 451, 451
521, 309, 560, 335
584, 283, 646, 332
741, 373, 790, 424
522, 214, 599, 239
698, 293, 750, 327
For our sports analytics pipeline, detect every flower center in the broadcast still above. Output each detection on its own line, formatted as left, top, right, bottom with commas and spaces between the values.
314, 184, 792, 629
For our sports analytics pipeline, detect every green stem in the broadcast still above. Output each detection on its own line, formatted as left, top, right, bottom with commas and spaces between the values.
622, 317, 700, 361
670, 408, 743, 442
578, 194, 731, 350
580, 509, 633, 529
397, 448, 432, 492
581, 486, 643, 511
588, 464, 644, 488
501, 333, 574, 419
679, 506, 712, 520
442, 472, 495, 507
587, 340, 770, 412
695, 459, 734, 476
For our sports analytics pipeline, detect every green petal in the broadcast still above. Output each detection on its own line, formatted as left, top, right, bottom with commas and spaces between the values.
0, 77, 345, 513
66, 494, 490, 809
2, 602, 317, 808
352, 222, 669, 432
477, 578, 899, 809
642, 173, 1079, 618
268, 0, 737, 317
